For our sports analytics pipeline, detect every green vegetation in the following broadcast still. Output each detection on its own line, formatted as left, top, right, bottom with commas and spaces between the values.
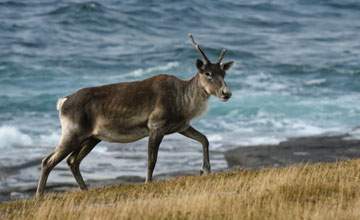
1, 159, 360, 219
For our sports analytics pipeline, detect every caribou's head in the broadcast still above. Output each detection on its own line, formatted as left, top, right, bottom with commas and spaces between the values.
189, 34, 234, 102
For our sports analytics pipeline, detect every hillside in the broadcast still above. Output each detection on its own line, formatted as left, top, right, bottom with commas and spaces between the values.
1, 159, 360, 220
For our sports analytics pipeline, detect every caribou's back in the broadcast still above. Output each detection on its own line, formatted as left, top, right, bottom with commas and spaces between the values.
58, 74, 188, 142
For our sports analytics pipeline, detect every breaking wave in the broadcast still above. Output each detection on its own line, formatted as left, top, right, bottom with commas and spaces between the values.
0, 126, 61, 149
0, 126, 33, 149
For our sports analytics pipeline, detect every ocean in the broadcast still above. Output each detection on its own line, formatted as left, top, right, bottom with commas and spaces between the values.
1, 0, 360, 188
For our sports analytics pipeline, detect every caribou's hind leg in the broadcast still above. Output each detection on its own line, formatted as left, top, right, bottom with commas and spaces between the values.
66, 137, 101, 190
180, 126, 211, 174
36, 134, 85, 196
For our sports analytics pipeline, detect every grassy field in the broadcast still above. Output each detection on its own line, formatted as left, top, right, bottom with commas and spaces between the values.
1, 159, 360, 220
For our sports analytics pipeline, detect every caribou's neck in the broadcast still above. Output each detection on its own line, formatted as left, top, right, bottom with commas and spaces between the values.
182, 73, 210, 120
187, 73, 209, 99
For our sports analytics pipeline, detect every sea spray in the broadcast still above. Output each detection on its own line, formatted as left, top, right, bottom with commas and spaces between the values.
0, 126, 33, 149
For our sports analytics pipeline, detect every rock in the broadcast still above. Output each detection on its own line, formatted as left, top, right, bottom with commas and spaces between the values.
224, 134, 360, 169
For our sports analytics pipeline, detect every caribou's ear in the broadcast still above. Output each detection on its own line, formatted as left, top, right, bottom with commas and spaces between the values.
221, 61, 234, 71
195, 58, 204, 71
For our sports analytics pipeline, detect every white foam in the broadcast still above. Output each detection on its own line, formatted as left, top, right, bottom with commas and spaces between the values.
127, 61, 179, 77
208, 134, 223, 142
107, 62, 180, 81
39, 131, 61, 147
207, 131, 286, 151
245, 72, 288, 91
305, 78, 327, 86
242, 135, 284, 146
0, 126, 34, 149
344, 127, 360, 140
0, 125, 64, 149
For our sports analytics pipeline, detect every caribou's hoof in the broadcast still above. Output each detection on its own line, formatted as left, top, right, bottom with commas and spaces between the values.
200, 168, 211, 175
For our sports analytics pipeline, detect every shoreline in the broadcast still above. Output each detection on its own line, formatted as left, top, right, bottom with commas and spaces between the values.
225, 133, 360, 169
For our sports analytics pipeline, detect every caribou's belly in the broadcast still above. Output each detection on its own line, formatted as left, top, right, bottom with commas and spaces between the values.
92, 112, 150, 143
93, 127, 149, 143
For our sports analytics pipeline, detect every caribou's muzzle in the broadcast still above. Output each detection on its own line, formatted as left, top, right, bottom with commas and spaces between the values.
219, 87, 232, 102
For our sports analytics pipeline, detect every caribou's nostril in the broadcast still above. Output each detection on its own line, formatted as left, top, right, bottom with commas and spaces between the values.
220, 87, 232, 101
221, 88, 231, 97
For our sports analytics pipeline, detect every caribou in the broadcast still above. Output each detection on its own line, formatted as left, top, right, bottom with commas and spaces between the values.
36, 34, 234, 196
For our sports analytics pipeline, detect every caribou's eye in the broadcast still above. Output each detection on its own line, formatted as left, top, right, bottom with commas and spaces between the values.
205, 72, 212, 78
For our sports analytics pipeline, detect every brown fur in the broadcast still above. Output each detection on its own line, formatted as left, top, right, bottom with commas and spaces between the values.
36, 35, 234, 196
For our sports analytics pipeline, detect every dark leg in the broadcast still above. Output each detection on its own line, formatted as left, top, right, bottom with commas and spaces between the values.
180, 126, 210, 174
146, 130, 164, 183
36, 135, 82, 196
66, 137, 100, 190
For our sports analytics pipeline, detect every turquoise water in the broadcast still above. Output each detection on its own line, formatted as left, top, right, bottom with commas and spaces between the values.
1, 0, 360, 178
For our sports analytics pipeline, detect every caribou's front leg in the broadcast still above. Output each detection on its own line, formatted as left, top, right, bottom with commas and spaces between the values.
146, 129, 164, 183
180, 126, 211, 174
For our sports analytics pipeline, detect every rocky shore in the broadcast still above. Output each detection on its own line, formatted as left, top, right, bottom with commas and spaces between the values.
225, 133, 360, 169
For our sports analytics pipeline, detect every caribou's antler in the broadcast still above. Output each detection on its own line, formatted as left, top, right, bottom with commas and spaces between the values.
216, 49, 226, 64
188, 34, 210, 64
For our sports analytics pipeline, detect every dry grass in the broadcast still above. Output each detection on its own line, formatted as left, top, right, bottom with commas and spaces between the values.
1, 159, 360, 220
